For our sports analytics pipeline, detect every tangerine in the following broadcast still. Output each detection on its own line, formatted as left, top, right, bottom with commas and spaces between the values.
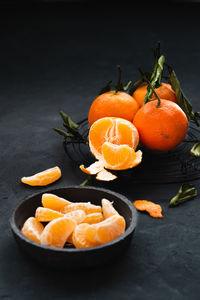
21, 217, 44, 243
133, 99, 188, 151
133, 82, 176, 107
21, 166, 61, 186
88, 91, 139, 126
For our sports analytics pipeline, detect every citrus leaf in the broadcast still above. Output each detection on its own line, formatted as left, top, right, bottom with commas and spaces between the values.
59, 111, 79, 131
169, 183, 197, 207
99, 81, 112, 95
190, 142, 200, 157
128, 72, 151, 95
123, 80, 132, 91
166, 66, 199, 126
53, 128, 74, 138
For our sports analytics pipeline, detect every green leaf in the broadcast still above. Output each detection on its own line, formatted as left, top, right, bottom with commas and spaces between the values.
128, 72, 151, 96
59, 111, 79, 131
53, 128, 74, 138
80, 175, 91, 186
166, 66, 199, 126
144, 55, 165, 105
99, 81, 112, 95
190, 142, 200, 157
169, 183, 197, 207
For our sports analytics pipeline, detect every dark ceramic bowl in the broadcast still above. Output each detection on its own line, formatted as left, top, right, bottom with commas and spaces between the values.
10, 186, 138, 269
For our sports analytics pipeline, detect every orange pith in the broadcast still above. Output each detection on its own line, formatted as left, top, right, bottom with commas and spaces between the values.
133, 99, 188, 151
133, 200, 163, 218
85, 215, 126, 244
102, 199, 119, 219
63, 202, 102, 215
133, 82, 176, 108
35, 207, 64, 222
21, 166, 61, 186
89, 117, 139, 161
65, 210, 86, 224
88, 90, 139, 126
42, 193, 71, 212
40, 217, 77, 248
96, 168, 117, 181
72, 223, 100, 248
83, 212, 104, 224
21, 217, 44, 243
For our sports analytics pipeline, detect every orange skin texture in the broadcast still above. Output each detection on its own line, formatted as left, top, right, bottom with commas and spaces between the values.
133, 200, 163, 218
133, 99, 188, 151
133, 83, 176, 108
88, 91, 139, 126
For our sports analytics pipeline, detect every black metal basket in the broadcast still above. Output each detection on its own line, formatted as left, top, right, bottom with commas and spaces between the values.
63, 118, 200, 183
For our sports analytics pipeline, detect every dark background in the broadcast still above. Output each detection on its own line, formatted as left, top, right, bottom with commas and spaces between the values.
1, 1, 200, 300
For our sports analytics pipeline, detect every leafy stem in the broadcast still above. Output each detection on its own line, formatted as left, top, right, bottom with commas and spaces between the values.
169, 183, 197, 207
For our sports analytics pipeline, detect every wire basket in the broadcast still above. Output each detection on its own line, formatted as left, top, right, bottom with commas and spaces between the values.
63, 118, 200, 183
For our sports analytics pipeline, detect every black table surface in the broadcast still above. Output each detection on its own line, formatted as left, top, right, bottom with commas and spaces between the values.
1, 2, 200, 299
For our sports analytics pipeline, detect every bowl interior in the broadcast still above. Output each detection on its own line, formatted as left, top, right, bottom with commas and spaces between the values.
12, 186, 137, 250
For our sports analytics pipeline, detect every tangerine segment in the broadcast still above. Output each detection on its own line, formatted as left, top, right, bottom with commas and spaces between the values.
21, 217, 44, 243
21, 166, 61, 186
133, 82, 176, 107
86, 215, 126, 244
40, 217, 77, 248
80, 161, 104, 175
83, 212, 104, 224
72, 223, 100, 248
63, 202, 102, 215
101, 142, 136, 170
89, 117, 139, 160
35, 207, 64, 222
102, 199, 119, 219
65, 210, 86, 224
133, 100, 188, 151
96, 169, 117, 181
133, 200, 163, 218
88, 91, 139, 126
42, 193, 71, 212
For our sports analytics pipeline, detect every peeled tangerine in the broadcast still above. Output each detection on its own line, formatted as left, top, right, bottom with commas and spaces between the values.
21, 166, 61, 186
80, 117, 142, 181
21, 217, 44, 243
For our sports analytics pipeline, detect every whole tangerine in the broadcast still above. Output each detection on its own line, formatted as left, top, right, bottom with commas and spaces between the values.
88, 91, 139, 126
133, 82, 176, 108
133, 99, 188, 151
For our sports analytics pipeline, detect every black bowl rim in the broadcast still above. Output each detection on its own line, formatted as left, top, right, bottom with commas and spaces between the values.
10, 186, 138, 253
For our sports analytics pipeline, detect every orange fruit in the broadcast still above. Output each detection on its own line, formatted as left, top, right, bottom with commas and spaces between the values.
65, 210, 86, 224
83, 212, 104, 224
40, 217, 76, 248
21, 166, 61, 186
72, 223, 99, 248
35, 207, 64, 222
21, 217, 44, 243
89, 117, 139, 161
133, 200, 163, 218
102, 198, 119, 219
86, 215, 126, 244
42, 193, 71, 212
88, 91, 139, 126
133, 82, 176, 108
133, 99, 188, 151
63, 202, 102, 215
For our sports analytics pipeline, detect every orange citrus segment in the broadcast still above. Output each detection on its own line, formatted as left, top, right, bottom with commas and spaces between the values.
86, 215, 126, 244
42, 193, 71, 212
35, 207, 64, 222
67, 233, 73, 244
102, 199, 119, 219
72, 223, 99, 248
65, 210, 86, 224
83, 212, 104, 224
89, 117, 139, 160
63, 202, 102, 215
80, 161, 104, 175
96, 168, 117, 181
40, 217, 77, 248
21, 166, 61, 186
133, 200, 163, 218
21, 217, 44, 243
102, 142, 136, 170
